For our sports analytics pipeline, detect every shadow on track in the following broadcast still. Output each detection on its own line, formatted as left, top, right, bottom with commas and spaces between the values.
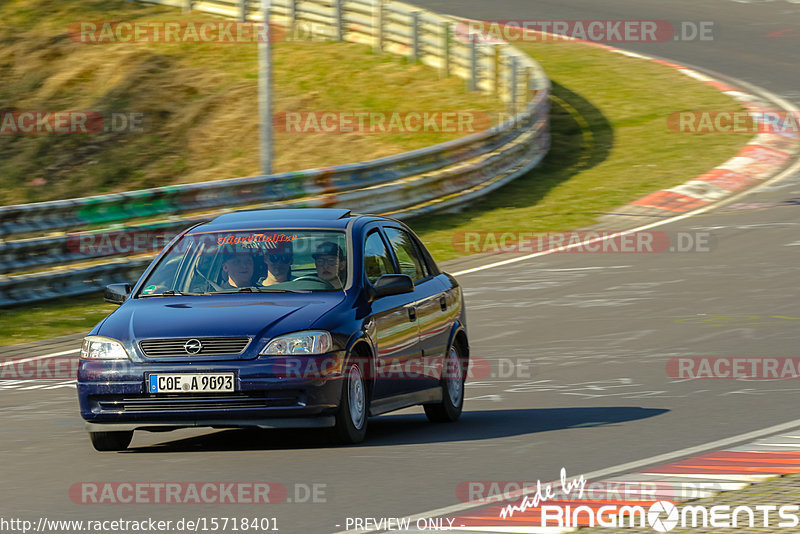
124, 406, 666, 452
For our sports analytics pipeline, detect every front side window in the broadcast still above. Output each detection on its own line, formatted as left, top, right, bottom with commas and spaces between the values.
137, 229, 347, 295
363, 230, 395, 284
384, 227, 428, 282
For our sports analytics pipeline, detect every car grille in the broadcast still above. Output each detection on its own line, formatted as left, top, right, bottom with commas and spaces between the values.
95, 392, 302, 412
140, 337, 251, 357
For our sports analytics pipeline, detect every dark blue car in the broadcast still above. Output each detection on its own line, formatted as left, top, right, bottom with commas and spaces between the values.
78, 209, 468, 450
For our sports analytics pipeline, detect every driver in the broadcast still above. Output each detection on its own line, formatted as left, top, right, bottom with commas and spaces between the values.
260, 241, 293, 286
220, 251, 256, 289
312, 242, 346, 289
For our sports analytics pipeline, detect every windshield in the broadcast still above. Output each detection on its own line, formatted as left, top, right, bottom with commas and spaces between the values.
137, 229, 348, 296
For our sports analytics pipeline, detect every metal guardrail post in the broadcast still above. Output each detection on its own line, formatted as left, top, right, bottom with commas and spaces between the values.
259, 0, 274, 175
289, 0, 297, 39
440, 21, 450, 78
374, 0, 384, 52
509, 56, 518, 115
411, 12, 420, 63
493, 45, 500, 96
335, 0, 344, 41
523, 67, 537, 102
240, 0, 248, 21
469, 35, 479, 91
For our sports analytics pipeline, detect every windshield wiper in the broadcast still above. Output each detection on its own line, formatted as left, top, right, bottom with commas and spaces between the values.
255, 288, 312, 293
140, 289, 200, 297
212, 287, 311, 294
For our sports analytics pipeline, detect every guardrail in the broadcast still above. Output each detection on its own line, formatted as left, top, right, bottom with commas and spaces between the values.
0, 0, 550, 307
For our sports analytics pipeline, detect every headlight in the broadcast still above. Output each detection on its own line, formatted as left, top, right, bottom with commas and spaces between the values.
80, 336, 130, 360
260, 330, 332, 356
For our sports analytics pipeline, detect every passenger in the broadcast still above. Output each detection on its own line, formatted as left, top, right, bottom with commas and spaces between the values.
313, 242, 346, 289
261, 241, 293, 286
220, 252, 256, 289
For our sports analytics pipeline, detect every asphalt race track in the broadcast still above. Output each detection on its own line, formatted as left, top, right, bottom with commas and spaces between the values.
1, 1, 799, 533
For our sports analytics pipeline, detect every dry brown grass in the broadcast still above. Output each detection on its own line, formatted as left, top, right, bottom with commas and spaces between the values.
0, 0, 503, 204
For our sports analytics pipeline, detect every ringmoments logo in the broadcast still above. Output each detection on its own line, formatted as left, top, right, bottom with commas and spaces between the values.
495, 469, 800, 531
528, 499, 800, 531
648, 501, 679, 532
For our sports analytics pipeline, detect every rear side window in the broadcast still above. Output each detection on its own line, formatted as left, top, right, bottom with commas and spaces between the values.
364, 230, 395, 284
384, 227, 428, 282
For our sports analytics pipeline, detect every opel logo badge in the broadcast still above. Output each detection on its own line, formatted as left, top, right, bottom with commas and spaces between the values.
184, 339, 203, 354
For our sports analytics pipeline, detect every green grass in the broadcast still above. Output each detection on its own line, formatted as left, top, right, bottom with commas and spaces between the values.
0, 7, 753, 346
0, 293, 117, 346
408, 40, 751, 261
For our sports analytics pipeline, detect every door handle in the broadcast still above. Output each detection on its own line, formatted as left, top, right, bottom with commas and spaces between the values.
439, 295, 447, 311
408, 307, 417, 322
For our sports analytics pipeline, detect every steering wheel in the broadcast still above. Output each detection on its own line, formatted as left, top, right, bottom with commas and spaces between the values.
193, 263, 224, 291
292, 274, 335, 289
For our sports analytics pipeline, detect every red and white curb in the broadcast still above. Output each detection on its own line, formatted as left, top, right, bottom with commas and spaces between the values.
592, 47, 800, 215
442, 23, 800, 226
438, 430, 800, 533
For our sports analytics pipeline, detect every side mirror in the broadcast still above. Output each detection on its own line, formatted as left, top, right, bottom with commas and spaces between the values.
372, 274, 414, 300
104, 283, 131, 305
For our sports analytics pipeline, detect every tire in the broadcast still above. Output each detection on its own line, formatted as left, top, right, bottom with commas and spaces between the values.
332, 359, 369, 444
424, 343, 465, 423
89, 430, 134, 451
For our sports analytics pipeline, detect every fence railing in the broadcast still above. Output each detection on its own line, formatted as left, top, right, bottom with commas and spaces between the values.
0, 0, 550, 306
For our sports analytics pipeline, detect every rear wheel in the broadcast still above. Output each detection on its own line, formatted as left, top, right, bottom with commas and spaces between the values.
424, 344, 465, 422
332, 359, 368, 444
89, 430, 133, 451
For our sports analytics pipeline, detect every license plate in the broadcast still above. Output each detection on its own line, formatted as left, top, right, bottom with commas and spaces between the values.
148, 373, 235, 393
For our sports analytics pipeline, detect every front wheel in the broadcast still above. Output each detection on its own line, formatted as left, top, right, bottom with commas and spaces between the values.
424, 344, 465, 423
89, 430, 133, 451
332, 360, 368, 444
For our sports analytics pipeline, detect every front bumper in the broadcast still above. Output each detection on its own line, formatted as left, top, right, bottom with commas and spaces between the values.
77, 353, 345, 431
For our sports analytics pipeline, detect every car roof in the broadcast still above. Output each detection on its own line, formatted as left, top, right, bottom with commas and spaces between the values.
191, 208, 363, 232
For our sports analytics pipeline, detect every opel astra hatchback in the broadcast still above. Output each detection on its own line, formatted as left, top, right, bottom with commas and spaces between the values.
78, 209, 468, 450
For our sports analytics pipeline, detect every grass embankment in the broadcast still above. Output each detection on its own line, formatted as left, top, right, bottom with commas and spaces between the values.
0, 7, 753, 345
410, 40, 752, 261
0, 0, 502, 205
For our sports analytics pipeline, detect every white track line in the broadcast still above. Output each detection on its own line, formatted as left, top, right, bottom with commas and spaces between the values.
637, 472, 776, 482
0, 348, 80, 368
451, 152, 800, 277
331, 417, 800, 534
452, 71, 800, 278
336, 71, 800, 534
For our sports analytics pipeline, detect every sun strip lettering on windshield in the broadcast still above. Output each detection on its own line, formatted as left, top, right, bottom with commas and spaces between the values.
216, 233, 298, 246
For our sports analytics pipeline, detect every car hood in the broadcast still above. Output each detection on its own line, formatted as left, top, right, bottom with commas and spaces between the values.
96, 293, 345, 353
